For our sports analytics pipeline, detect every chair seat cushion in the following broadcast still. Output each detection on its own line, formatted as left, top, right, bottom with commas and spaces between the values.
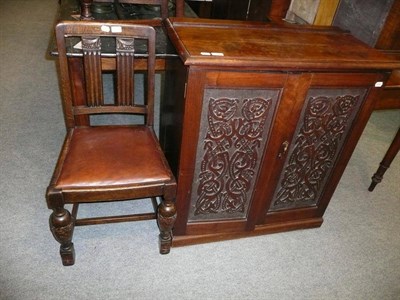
54, 126, 172, 189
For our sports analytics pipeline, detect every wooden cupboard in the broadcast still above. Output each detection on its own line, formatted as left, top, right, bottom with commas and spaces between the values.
161, 18, 400, 246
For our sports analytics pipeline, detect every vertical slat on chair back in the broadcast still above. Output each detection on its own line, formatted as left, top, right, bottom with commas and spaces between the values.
82, 36, 104, 107
55, 21, 156, 128
116, 37, 135, 106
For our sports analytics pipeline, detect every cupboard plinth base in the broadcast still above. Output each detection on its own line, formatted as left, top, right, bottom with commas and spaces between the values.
172, 218, 323, 247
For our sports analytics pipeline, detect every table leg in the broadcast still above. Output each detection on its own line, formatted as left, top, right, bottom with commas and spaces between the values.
368, 128, 400, 191
80, 0, 93, 20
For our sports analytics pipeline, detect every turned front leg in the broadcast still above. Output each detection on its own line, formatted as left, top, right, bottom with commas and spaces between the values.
157, 197, 177, 254
49, 207, 75, 266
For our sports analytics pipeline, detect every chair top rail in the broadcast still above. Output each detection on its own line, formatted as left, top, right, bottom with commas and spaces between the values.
56, 20, 156, 40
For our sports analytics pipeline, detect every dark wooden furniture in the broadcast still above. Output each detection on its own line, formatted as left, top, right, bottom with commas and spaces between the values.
369, 128, 400, 191
210, 0, 270, 21
80, 0, 185, 20
161, 18, 400, 246
186, 0, 291, 21
46, 21, 177, 266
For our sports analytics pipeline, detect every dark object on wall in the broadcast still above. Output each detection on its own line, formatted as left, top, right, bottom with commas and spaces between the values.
333, 0, 395, 47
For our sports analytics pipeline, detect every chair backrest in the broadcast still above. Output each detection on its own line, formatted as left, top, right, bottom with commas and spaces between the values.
55, 21, 156, 129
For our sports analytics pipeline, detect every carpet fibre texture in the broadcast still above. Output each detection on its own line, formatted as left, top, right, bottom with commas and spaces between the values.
0, 1, 399, 299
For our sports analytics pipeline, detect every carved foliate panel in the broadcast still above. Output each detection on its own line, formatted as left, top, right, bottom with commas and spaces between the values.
268, 88, 368, 212
188, 88, 281, 221
116, 38, 135, 54
82, 37, 101, 53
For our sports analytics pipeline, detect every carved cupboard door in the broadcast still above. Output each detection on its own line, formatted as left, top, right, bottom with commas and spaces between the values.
174, 71, 288, 235
252, 72, 385, 227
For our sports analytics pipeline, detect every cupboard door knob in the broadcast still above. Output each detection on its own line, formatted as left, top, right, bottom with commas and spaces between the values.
278, 141, 289, 158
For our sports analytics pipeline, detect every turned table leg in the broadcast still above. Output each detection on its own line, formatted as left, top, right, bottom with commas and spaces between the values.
368, 128, 400, 191
80, 0, 93, 20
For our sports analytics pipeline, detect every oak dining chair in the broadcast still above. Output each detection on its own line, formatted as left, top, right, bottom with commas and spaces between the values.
46, 20, 177, 266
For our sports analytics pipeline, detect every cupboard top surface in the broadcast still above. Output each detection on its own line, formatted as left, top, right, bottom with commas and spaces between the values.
164, 17, 400, 71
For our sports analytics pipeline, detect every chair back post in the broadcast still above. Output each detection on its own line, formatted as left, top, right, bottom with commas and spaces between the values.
55, 23, 75, 129
145, 27, 156, 126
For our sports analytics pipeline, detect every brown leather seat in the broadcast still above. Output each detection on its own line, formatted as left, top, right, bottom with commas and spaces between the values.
46, 21, 176, 266
55, 127, 171, 189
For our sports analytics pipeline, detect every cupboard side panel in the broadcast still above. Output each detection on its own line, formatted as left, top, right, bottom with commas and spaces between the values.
160, 57, 187, 176
173, 68, 208, 235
